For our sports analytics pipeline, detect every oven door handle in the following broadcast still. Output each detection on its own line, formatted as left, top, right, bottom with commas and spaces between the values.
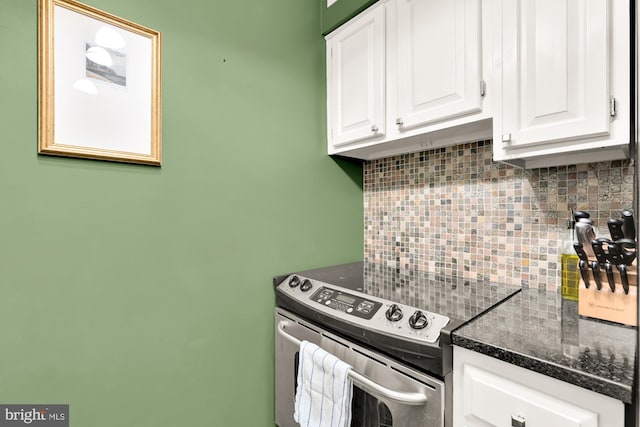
277, 321, 429, 406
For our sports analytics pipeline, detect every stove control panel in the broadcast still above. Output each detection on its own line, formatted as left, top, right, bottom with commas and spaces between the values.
310, 286, 382, 320
278, 275, 450, 344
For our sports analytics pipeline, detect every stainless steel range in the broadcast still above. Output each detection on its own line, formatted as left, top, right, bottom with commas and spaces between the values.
274, 262, 520, 427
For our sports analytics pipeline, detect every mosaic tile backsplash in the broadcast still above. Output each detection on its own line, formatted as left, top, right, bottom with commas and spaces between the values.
363, 139, 635, 290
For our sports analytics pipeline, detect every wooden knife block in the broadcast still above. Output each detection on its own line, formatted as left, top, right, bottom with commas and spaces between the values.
578, 263, 637, 326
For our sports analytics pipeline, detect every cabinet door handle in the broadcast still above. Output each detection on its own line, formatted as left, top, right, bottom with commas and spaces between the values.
511, 414, 525, 427
502, 133, 512, 143
396, 118, 403, 126
371, 125, 379, 133
610, 97, 617, 118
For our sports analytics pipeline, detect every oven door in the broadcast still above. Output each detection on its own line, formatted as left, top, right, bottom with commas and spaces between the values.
275, 309, 444, 427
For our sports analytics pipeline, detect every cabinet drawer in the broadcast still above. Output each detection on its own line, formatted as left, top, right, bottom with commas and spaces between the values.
453, 346, 625, 427
463, 364, 597, 427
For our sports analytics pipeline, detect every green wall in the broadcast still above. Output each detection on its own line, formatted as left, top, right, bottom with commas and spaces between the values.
0, 1, 363, 425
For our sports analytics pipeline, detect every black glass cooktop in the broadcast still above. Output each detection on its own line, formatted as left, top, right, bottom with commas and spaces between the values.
286, 261, 521, 325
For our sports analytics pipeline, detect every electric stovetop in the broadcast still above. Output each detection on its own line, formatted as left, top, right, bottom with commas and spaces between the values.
276, 261, 521, 326
274, 261, 521, 377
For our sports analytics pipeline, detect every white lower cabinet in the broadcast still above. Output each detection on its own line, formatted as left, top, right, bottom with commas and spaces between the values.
453, 346, 625, 427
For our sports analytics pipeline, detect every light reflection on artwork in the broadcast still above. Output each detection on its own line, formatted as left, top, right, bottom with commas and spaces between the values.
95, 26, 126, 49
72, 78, 97, 94
85, 42, 127, 87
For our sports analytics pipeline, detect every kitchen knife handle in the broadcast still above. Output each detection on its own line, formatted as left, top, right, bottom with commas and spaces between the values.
591, 239, 609, 266
604, 263, 615, 292
574, 243, 591, 289
617, 264, 629, 294
614, 238, 637, 266
576, 222, 596, 258
574, 211, 590, 221
578, 260, 590, 289
608, 219, 625, 241
622, 210, 635, 240
605, 240, 627, 266
573, 241, 586, 257
590, 261, 602, 290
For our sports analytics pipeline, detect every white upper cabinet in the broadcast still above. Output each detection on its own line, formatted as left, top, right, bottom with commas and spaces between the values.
500, 0, 608, 145
328, 4, 386, 147
395, 0, 482, 130
326, 0, 491, 160
493, 0, 631, 168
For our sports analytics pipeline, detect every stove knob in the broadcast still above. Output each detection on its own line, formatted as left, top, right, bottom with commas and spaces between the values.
288, 275, 301, 288
385, 304, 403, 322
300, 279, 313, 292
408, 310, 429, 330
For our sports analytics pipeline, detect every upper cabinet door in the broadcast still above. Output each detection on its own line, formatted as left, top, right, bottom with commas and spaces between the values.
327, 4, 386, 147
395, 0, 483, 131
499, 0, 609, 148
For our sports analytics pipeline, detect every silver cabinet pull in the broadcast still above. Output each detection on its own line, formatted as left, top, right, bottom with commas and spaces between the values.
610, 97, 617, 118
371, 124, 379, 133
502, 133, 512, 143
511, 414, 525, 427
276, 321, 428, 406
396, 118, 403, 126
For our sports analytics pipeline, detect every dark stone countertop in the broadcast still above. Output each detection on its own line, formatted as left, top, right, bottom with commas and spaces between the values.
452, 287, 637, 403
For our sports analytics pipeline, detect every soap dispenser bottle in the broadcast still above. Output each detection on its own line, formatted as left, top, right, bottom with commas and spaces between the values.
561, 209, 580, 300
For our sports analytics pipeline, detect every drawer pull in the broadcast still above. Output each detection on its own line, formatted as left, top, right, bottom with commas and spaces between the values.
511, 414, 525, 427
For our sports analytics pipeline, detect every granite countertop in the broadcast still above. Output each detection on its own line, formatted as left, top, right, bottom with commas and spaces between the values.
361, 263, 521, 325
452, 288, 637, 403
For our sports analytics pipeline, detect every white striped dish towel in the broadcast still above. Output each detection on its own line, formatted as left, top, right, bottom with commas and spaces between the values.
294, 340, 353, 427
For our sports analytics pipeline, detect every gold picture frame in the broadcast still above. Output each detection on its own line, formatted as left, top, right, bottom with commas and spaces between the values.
38, 0, 162, 166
